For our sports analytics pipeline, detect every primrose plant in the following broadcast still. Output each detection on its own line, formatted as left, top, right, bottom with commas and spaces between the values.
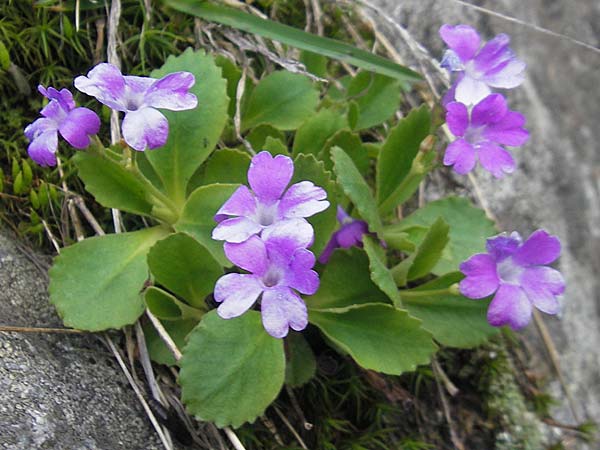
26, 24, 564, 429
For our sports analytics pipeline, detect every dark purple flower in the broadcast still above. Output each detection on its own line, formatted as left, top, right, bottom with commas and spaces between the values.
212, 151, 330, 244
440, 24, 526, 105
444, 94, 528, 178
214, 220, 318, 338
459, 230, 565, 330
74, 63, 197, 151
24, 86, 100, 167
319, 206, 368, 263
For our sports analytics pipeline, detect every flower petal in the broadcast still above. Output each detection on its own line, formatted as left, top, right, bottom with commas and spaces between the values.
439, 24, 481, 62
248, 151, 294, 202
24, 117, 56, 141
27, 130, 58, 167
144, 72, 198, 111
520, 266, 564, 315
484, 59, 526, 89
459, 253, 500, 299
483, 111, 529, 146
215, 273, 263, 319
336, 220, 368, 248
284, 248, 319, 295
74, 63, 127, 111
513, 229, 562, 266
261, 287, 308, 338
121, 107, 169, 151
471, 94, 508, 127
486, 232, 522, 261
59, 107, 101, 149
262, 218, 314, 250
473, 33, 511, 73
212, 216, 262, 243
443, 139, 476, 175
278, 181, 329, 219
445, 101, 469, 137
214, 185, 257, 222
317, 235, 338, 264
478, 142, 515, 178
454, 75, 491, 105
487, 284, 532, 330
224, 235, 268, 276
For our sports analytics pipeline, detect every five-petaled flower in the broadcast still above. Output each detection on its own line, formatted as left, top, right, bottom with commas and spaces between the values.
24, 86, 100, 167
319, 206, 369, 264
444, 93, 528, 177
74, 63, 197, 151
214, 221, 318, 338
212, 151, 330, 244
459, 230, 565, 330
440, 24, 526, 105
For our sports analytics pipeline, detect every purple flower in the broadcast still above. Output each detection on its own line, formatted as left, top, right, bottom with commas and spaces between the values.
24, 86, 100, 167
440, 24, 526, 105
444, 94, 528, 178
74, 63, 197, 151
319, 206, 368, 263
459, 230, 565, 330
212, 151, 330, 244
214, 220, 319, 338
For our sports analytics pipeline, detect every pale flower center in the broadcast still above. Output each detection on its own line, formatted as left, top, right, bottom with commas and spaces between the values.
496, 257, 524, 285
464, 125, 485, 145
255, 202, 278, 227
262, 266, 283, 288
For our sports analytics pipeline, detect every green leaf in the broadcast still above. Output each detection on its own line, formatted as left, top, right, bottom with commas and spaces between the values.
331, 147, 383, 235
299, 50, 328, 78
144, 286, 204, 321
175, 184, 239, 267
73, 151, 155, 217
308, 248, 387, 310
399, 196, 496, 275
407, 217, 449, 281
347, 72, 401, 130
309, 304, 436, 375
347, 100, 359, 130
194, 148, 251, 189
145, 48, 229, 206
180, 311, 285, 428
0, 41, 10, 70
246, 124, 286, 150
285, 333, 316, 387
166, 0, 422, 83
215, 54, 242, 117
147, 233, 222, 308
323, 130, 369, 174
376, 105, 431, 213
362, 236, 400, 304
49, 227, 169, 331
291, 154, 337, 258
292, 108, 347, 157
241, 71, 319, 131
263, 136, 289, 155
144, 318, 198, 366
402, 272, 498, 348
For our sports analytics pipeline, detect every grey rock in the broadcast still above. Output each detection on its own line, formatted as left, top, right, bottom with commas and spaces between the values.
370, 0, 600, 437
0, 231, 163, 450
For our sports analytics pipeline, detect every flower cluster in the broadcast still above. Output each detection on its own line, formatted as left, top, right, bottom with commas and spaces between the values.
212, 151, 330, 338
24, 63, 197, 166
440, 24, 528, 178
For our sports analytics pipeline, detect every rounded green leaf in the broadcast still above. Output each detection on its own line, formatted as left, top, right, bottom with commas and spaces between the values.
285, 333, 316, 387
144, 286, 204, 321
292, 108, 347, 157
198, 148, 251, 186
309, 303, 437, 375
180, 311, 285, 428
144, 318, 198, 366
147, 233, 222, 308
174, 183, 239, 266
242, 71, 319, 131
49, 227, 169, 331
347, 72, 401, 130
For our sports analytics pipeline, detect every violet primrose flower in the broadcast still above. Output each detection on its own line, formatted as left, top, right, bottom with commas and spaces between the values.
74, 63, 197, 151
319, 206, 368, 264
459, 230, 565, 330
212, 151, 330, 244
440, 24, 526, 105
214, 221, 318, 338
444, 94, 528, 178
24, 86, 100, 167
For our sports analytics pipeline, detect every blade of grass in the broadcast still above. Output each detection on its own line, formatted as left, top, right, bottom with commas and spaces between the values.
164, 0, 422, 83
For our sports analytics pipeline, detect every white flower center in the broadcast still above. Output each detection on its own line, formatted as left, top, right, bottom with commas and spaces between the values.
496, 257, 523, 285
262, 266, 283, 288
255, 202, 278, 227
464, 125, 485, 145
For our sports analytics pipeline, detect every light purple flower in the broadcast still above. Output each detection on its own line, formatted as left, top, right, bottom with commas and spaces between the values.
24, 86, 100, 167
440, 24, 526, 105
459, 230, 565, 330
444, 94, 528, 178
319, 206, 368, 263
74, 63, 197, 151
214, 220, 318, 338
212, 151, 330, 244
